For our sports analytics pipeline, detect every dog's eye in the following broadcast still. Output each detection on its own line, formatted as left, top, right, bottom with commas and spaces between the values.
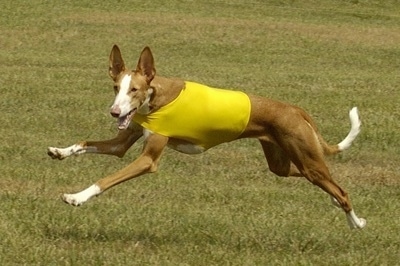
113, 85, 119, 93
131, 87, 138, 92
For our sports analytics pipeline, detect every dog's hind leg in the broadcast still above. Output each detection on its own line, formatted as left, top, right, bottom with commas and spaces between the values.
259, 140, 302, 177
290, 151, 366, 229
48, 123, 143, 160
260, 140, 359, 220
265, 113, 365, 229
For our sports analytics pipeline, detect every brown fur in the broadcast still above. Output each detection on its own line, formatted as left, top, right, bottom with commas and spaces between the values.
49, 45, 365, 228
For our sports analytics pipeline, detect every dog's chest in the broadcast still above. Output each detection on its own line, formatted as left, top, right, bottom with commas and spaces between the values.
167, 138, 205, 154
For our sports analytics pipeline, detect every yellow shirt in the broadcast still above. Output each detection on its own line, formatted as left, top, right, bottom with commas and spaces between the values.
133, 81, 251, 150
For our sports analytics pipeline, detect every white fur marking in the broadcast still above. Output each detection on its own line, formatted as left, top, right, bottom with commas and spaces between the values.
48, 144, 87, 159
137, 88, 154, 114
346, 210, 366, 229
62, 184, 101, 206
112, 74, 132, 117
338, 107, 361, 151
174, 143, 205, 154
143, 129, 153, 140
166, 141, 205, 154
331, 196, 341, 208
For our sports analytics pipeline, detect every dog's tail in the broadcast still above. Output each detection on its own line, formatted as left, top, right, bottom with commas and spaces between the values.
321, 107, 361, 155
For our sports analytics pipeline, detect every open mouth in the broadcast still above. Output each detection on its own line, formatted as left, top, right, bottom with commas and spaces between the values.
117, 108, 136, 130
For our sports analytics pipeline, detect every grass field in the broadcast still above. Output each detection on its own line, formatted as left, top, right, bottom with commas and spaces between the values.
1, 0, 400, 265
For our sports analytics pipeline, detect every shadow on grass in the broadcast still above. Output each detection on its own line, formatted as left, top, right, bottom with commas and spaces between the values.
42, 224, 180, 248
44, 226, 144, 242
41, 223, 323, 254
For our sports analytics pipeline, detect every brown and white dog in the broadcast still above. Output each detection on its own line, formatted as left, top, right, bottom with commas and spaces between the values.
48, 45, 366, 229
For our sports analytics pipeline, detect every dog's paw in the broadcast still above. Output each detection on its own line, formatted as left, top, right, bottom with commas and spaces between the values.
61, 193, 83, 206
47, 147, 65, 160
348, 218, 367, 229
346, 211, 367, 229
61, 185, 100, 207
357, 218, 367, 229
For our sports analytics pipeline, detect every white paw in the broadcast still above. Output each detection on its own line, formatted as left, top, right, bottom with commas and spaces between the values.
61, 193, 84, 206
357, 218, 367, 229
48, 147, 66, 160
349, 218, 367, 229
60, 185, 101, 207
346, 212, 367, 229
48, 144, 85, 160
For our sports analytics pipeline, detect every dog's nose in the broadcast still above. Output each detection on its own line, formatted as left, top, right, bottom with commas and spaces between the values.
110, 106, 121, 118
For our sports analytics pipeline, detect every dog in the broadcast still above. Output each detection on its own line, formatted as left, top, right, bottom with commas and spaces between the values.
48, 45, 366, 229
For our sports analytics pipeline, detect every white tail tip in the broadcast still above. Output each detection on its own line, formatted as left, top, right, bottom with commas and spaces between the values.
338, 107, 361, 151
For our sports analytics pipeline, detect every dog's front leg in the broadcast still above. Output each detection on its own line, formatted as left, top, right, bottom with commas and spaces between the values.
48, 123, 143, 160
61, 133, 169, 206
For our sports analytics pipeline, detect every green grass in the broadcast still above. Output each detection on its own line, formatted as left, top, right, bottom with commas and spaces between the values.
1, 0, 400, 264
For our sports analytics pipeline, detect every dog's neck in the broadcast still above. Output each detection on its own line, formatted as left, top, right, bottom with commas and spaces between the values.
147, 76, 185, 112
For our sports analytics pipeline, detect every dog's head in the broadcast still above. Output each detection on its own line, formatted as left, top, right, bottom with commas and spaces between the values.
109, 45, 156, 130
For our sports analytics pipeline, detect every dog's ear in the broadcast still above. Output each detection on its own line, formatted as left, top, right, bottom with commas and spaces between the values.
109, 45, 125, 81
136, 46, 156, 84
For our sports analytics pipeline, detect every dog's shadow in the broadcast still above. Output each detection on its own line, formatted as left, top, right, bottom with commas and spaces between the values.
42, 225, 164, 245
42, 224, 325, 254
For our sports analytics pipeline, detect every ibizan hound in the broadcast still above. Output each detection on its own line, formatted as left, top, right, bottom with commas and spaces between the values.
48, 45, 366, 229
